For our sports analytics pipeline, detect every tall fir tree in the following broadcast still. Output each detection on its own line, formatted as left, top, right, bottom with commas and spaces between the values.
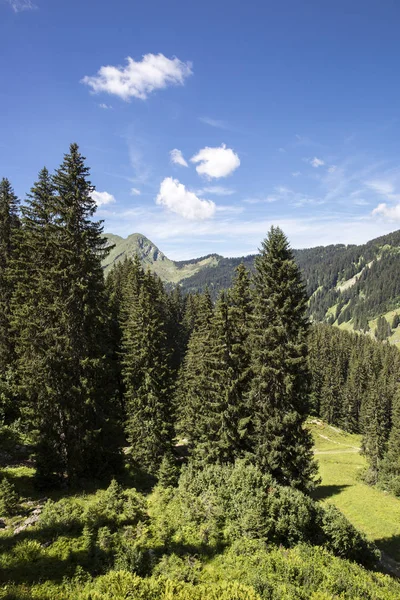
121, 267, 173, 474
13, 147, 122, 486
378, 389, 400, 495
0, 178, 20, 373
248, 226, 318, 493
176, 290, 221, 461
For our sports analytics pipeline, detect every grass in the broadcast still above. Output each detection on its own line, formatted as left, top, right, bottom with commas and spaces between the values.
310, 420, 400, 561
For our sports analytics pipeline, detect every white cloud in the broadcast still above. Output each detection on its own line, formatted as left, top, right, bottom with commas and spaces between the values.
292, 171, 301, 177
82, 53, 193, 101
328, 165, 337, 173
372, 203, 400, 220
130, 188, 141, 196
91, 191, 116, 206
156, 177, 216, 220
310, 157, 325, 168
99, 103, 112, 109
191, 144, 240, 179
170, 148, 188, 167
200, 186, 235, 196
6, 0, 36, 12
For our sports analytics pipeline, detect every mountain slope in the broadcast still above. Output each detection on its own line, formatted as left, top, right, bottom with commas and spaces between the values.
103, 233, 220, 284
103, 230, 400, 331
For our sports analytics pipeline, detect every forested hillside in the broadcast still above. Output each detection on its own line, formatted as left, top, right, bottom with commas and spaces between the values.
2, 146, 400, 598
104, 230, 400, 335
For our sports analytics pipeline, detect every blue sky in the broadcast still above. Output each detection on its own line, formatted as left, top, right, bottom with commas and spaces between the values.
2, 0, 400, 258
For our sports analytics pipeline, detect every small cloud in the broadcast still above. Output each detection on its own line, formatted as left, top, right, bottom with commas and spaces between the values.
372, 202, 400, 220
191, 144, 240, 179
328, 165, 337, 173
5, 0, 36, 12
199, 116, 229, 130
156, 177, 216, 220
82, 53, 193, 101
91, 190, 116, 206
200, 186, 235, 196
130, 188, 141, 196
170, 148, 188, 167
99, 103, 112, 109
278, 147, 286, 153
292, 171, 301, 177
354, 199, 369, 206
310, 157, 325, 168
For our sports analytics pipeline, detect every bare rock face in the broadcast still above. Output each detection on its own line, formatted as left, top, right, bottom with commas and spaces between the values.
13, 501, 46, 535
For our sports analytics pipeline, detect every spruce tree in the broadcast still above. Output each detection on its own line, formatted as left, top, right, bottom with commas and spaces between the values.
13, 148, 122, 486
176, 290, 221, 461
0, 178, 20, 373
122, 268, 173, 474
248, 227, 318, 493
378, 389, 400, 495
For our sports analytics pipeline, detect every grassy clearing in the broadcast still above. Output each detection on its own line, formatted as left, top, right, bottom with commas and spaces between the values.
310, 420, 400, 561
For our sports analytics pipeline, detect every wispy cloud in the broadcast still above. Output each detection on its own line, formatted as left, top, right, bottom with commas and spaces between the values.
127, 141, 151, 184
309, 157, 325, 168
199, 116, 230, 130
82, 53, 193, 101
170, 148, 188, 167
199, 186, 235, 196
5, 0, 37, 12
100, 206, 398, 259
99, 103, 112, 109
130, 188, 141, 196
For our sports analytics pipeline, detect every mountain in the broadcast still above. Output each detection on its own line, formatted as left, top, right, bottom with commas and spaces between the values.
103, 233, 220, 284
103, 230, 400, 338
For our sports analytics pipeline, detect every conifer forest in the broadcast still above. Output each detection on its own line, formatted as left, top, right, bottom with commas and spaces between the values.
2, 145, 400, 599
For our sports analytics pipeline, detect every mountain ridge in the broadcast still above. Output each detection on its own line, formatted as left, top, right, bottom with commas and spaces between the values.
103, 229, 400, 337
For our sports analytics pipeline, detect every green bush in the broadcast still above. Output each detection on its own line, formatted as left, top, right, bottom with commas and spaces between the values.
39, 498, 84, 533
0, 477, 20, 516
321, 504, 379, 568
151, 460, 378, 567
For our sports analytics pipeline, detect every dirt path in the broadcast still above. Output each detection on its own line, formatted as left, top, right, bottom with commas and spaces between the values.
314, 448, 360, 455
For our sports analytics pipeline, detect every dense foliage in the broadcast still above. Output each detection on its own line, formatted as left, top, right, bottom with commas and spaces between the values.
175, 231, 400, 329
2, 147, 400, 598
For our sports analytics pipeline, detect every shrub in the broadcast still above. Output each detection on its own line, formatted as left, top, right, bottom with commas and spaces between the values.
38, 498, 84, 533
0, 477, 20, 516
13, 540, 43, 563
321, 504, 380, 568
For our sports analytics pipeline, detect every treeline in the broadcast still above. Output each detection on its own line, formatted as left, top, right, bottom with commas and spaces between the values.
309, 324, 400, 494
107, 228, 317, 493
178, 231, 400, 326
2, 146, 400, 500
0, 143, 317, 496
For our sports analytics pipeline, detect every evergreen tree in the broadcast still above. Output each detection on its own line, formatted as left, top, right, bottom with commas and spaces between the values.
0, 178, 20, 374
378, 390, 400, 495
13, 148, 122, 486
361, 353, 393, 483
392, 313, 400, 330
375, 316, 391, 341
248, 227, 318, 493
176, 290, 222, 462
122, 268, 173, 474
